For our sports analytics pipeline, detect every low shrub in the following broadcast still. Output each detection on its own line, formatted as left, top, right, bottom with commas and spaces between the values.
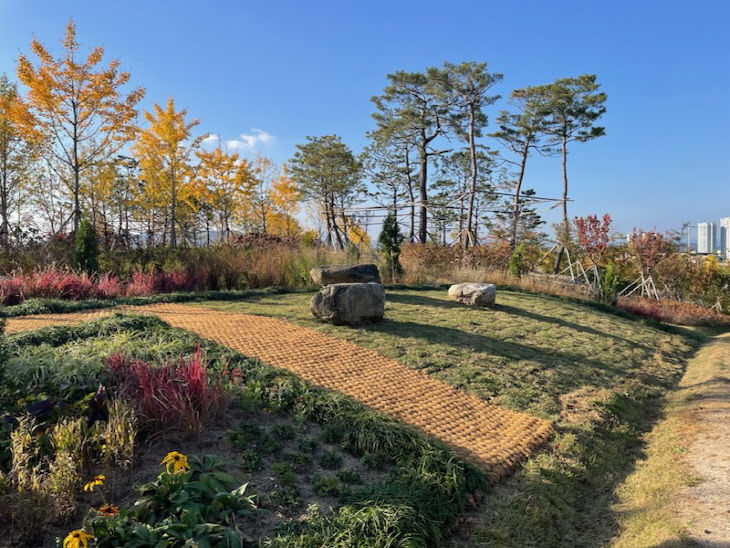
270, 485, 302, 508
319, 450, 343, 470
617, 297, 730, 327
312, 473, 346, 498
0, 277, 24, 305
95, 273, 123, 299
336, 468, 362, 484
271, 462, 296, 486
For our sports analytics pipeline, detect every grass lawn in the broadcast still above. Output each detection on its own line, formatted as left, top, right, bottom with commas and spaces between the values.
195, 288, 705, 546
0, 288, 710, 546
196, 289, 695, 420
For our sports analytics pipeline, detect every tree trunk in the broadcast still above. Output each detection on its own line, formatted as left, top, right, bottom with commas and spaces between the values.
404, 150, 415, 243
465, 105, 478, 247
418, 141, 428, 243
170, 165, 177, 247
553, 133, 569, 274
510, 138, 530, 251
0, 157, 9, 251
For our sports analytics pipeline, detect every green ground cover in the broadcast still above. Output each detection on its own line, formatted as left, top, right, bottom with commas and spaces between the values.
0, 288, 709, 546
197, 289, 704, 546
0, 314, 484, 547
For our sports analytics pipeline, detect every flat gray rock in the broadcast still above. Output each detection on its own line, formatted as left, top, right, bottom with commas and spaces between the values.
448, 283, 497, 308
310, 263, 381, 286
311, 282, 385, 325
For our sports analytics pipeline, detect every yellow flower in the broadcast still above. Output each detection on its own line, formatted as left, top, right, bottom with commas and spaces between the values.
63, 529, 94, 548
83, 474, 106, 492
161, 451, 190, 474
97, 503, 119, 517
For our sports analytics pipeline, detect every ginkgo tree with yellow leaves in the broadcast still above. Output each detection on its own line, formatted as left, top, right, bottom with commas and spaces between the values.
81, 159, 117, 246
268, 164, 301, 237
15, 19, 144, 233
196, 144, 254, 243
0, 75, 35, 250
132, 98, 206, 247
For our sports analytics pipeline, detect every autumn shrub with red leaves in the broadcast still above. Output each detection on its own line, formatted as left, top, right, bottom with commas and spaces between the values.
617, 297, 730, 327
103, 348, 226, 434
95, 273, 123, 299
153, 269, 206, 293
125, 271, 155, 296
0, 276, 24, 305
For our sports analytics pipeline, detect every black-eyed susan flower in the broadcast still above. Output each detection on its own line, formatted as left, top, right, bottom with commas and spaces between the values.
161, 451, 190, 474
97, 503, 119, 517
83, 474, 105, 492
63, 529, 94, 548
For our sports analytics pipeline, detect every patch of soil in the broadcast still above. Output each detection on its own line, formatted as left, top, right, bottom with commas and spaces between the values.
40, 405, 390, 546
559, 386, 612, 426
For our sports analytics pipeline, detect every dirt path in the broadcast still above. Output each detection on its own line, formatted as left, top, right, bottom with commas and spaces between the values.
612, 331, 730, 547
677, 332, 730, 545
4, 303, 553, 479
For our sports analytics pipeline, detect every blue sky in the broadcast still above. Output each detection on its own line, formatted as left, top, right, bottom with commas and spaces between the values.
1, 0, 728, 236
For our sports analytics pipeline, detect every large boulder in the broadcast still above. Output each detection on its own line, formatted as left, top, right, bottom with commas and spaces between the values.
447, 283, 497, 308
310, 263, 381, 286
311, 283, 385, 325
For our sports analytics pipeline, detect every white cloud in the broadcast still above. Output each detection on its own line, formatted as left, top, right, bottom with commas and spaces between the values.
202, 134, 220, 145
225, 128, 275, 151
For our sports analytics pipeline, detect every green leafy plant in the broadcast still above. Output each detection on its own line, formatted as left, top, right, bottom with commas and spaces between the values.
269, 485, 302, 509
74, 217, 100, 274
298, 437, 318, 454
270, 423, 296, 441
312, 474, 347, 498
318, 450, 342, 470
336, 468, 362, 485
226, 423, 263, 450
81, 453, 256, 547
281, 451, 312, 472
239, 449, 262, 472
507, 244, 524, 278
270, 462, 295, 486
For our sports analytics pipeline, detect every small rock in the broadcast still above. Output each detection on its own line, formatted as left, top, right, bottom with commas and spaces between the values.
448, 283, 497, 307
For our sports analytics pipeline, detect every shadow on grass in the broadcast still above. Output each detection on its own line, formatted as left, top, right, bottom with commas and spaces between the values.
473, 386, 681, 547
494, 303, 647, 348
388, 292, 646, 349
386, 292, 465, 310
356, 318, 630, 385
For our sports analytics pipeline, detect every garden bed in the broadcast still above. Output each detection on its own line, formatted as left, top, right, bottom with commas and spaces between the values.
0, 315, 485, 547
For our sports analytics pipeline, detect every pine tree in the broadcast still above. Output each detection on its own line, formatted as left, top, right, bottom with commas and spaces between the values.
74, 216, 99, 273
377, 212, 405, 282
